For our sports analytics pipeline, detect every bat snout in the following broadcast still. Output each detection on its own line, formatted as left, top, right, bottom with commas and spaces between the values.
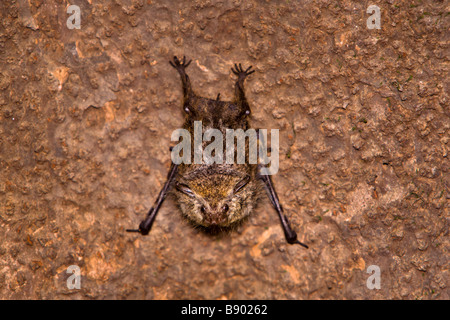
201, 204, 229, 226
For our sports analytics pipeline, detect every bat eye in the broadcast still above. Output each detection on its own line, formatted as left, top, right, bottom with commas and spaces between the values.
233, 175, 250, 194
176, 183, 194, 197
222, 204, 229, 213
200, 206, 206, 214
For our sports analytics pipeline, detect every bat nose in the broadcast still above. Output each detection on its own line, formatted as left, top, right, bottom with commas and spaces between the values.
203, 214, 227, 226
201, 205, 229, 226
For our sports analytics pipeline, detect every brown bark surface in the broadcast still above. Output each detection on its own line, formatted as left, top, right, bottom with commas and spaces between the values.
0, 0, 448, 299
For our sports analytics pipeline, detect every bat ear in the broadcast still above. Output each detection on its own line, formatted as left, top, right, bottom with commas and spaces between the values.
233, 175, 251, 194
176, 182, 195, 197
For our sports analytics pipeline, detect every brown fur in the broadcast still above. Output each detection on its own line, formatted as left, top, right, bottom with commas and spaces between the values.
170, 58, 260, 229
